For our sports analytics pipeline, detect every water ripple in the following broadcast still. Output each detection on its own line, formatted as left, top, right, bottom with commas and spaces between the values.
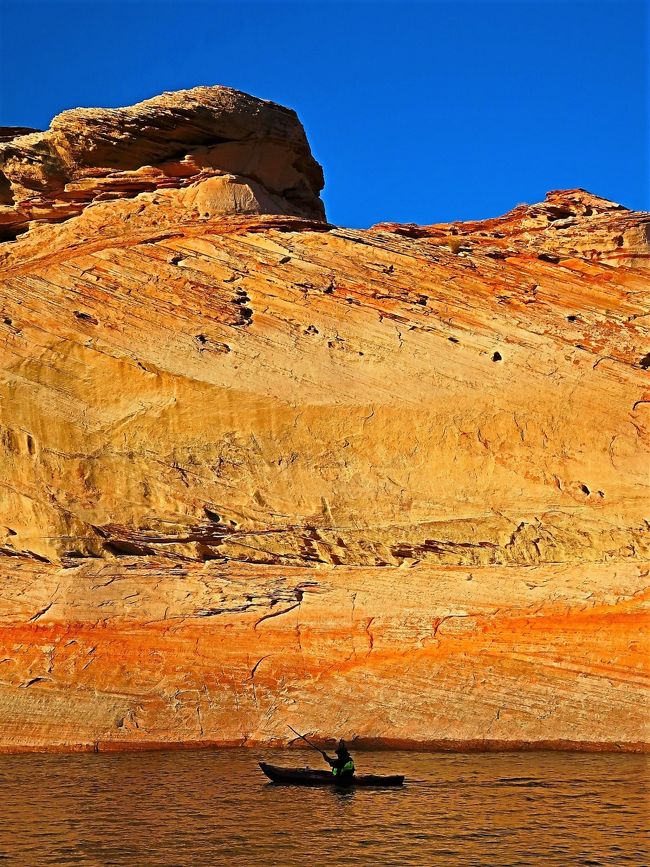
0, 750, 647, 866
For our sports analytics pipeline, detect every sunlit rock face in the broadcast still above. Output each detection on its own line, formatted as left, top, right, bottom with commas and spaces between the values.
0, 87, 648, 753
0, 86, 325, 240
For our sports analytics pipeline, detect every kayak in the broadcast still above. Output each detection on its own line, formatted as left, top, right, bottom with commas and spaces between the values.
259, 761, 405, 787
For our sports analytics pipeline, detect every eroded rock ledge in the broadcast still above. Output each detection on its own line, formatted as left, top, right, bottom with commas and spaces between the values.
0, 86, 325, 240
0, 86, 648, 753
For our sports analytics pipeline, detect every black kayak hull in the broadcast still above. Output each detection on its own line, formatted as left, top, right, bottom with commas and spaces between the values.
259, 762, 405, 787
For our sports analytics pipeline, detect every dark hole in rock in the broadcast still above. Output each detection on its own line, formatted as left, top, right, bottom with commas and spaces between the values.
567, 315, 578, 322
3, 317, 12, 326
416, 296, 427, 305
103, 540, 156, 556
638, 353, 650, 370
279, 256, 291, 264
323, 283, 335, 294
0, 225, 25, 242
237, 307, 253, 324
204, 507, 221, 523
195, 334, 208, 344
580, 484, 590, 495
448, 337, 459, 344
538, 252, 560, 263
597, 490, 605, 498
492, 351, 502, 362
74, 311, 98, 325
546, 207, 574, 222
0, 172, 13, 206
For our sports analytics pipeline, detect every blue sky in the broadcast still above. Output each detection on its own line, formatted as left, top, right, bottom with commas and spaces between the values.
0, 0, 647, 227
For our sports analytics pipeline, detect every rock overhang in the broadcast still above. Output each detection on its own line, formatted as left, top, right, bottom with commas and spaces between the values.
0, 85, 326, 239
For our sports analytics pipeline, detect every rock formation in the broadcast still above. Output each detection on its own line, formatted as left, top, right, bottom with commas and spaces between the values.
0, 86, 325, 241
0, 87, 648, 753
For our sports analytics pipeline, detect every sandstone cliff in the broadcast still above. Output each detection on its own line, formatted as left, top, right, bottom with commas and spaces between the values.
0, 87, 648, 752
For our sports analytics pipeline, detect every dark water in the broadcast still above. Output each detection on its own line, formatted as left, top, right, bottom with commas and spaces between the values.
0, 749, 647, 866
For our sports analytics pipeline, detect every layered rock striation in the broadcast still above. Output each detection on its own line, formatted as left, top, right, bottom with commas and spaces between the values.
0, 88, 648, 752
0, 86, 325, 241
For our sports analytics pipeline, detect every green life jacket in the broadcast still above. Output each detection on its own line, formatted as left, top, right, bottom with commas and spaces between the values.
332, 759, 355, 776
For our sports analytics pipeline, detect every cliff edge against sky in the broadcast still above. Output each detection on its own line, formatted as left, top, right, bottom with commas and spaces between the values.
0, 86, 648, 752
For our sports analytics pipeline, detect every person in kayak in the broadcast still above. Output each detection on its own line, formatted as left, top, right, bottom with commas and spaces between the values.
324, 740, 355, 780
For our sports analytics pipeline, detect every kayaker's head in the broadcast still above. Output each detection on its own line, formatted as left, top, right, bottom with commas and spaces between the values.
336, 740, 349, 757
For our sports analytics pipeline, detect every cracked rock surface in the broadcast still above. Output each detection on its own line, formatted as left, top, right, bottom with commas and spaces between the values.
0, 88, 648, 752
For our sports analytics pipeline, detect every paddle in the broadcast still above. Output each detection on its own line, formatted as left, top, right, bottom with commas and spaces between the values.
287, 724, 329, 760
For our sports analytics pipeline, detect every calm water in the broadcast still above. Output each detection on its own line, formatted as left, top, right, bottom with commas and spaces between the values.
0, 749, 647, 866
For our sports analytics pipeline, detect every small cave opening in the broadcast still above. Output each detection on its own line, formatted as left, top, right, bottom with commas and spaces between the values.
492, 351, 503, 362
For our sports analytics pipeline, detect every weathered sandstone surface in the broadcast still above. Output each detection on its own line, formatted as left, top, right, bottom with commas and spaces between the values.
0, 86, 324, 241
0, 88, 648, 753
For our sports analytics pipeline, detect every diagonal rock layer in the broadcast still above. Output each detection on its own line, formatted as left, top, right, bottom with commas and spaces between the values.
0, 87, 648, 752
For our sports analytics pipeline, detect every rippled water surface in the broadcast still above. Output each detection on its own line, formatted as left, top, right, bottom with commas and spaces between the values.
0, 749, 647, 865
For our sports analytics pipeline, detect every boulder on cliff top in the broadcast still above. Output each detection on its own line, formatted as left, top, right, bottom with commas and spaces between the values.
0, 86, 326, 238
